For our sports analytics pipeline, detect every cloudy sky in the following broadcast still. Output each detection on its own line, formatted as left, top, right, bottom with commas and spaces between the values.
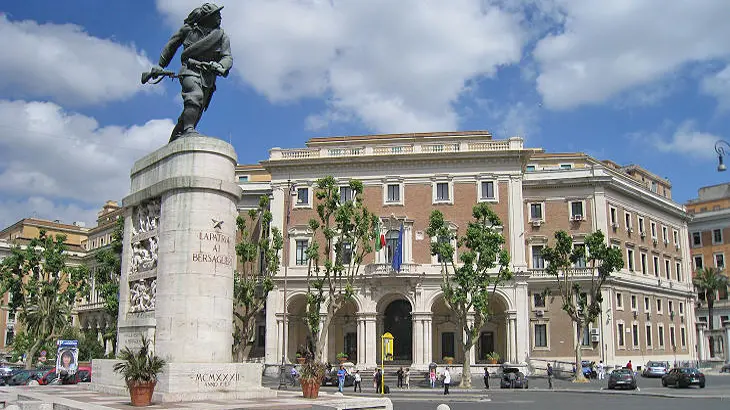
0, 0, 729, 228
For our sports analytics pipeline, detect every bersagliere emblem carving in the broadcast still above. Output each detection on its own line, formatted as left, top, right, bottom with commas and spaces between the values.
128, 198, 160, 313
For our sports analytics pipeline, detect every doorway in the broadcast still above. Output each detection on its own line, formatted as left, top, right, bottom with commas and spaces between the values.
480, 331, 494, 360
383, 300, 412, 361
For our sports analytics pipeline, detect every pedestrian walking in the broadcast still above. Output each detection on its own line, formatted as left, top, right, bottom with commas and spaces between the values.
430, 368, 437, 388
547, 363, 553, 389
337, 364, 347, 393
397, 367, 404, 388
626, 360, 633, 373
483, 367, 490, 389
442, 367, 451, 395
404, 368, 410, 389
375, 368, 383, 393
353, 370, 362, 392
597, 360, 605, 380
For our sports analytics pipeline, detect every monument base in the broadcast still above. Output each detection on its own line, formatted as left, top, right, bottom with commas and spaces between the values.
91, 360, 276, 402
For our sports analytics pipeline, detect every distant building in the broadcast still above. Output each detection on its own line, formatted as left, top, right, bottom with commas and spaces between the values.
686, 183, 730, 363
253, 131, 697, 373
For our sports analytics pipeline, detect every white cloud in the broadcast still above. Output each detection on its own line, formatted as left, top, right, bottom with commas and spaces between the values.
0, 15, 152, 106
636, 120, 720, 159
0, 197, 98, 231
0, 100, 173, 227
475, 99, 541, 140
155, 0, 525, 133
533, 0, 730, 109
702, 64, 730, 111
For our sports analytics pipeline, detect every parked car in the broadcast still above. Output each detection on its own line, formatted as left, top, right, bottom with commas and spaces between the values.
581, 361, 596, 379
500, 367, 528, 389
642, 361, 669, 377
321, 366, 355, 387
7, 369, 47, 386
607, 368, 637, 390
39, 366, 92, 385
662, 367, 705, 388
720, 363, 730, 373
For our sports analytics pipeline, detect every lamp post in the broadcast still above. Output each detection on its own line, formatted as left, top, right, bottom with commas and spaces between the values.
715, 140, 730, 172
278, 179, 296, 390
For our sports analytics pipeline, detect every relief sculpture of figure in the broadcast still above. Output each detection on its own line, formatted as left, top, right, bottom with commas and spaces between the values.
144, 3, 232, 142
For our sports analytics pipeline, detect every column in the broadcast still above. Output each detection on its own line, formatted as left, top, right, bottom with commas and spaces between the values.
412, 313, 427, 368
425, 317, 433, 365
724, 320, 730, 363
697, 322, 707, 361
357, 317, 365, 366
507, 176, 527, 271
265, 290, 279, 363
514, 278, 530, 364
276, 317, 284, 362
364, 313, 378, 367
505, 318, 512, 363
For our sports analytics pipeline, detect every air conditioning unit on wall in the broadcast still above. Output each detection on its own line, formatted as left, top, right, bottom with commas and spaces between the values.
531, 220, 542, 227
534, 310, 545, 317
590, 328, 600, 336
590, 334, 600, 343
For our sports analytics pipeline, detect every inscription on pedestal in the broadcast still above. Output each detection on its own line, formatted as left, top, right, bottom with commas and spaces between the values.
193, 372, 241, 389
192, 228, 233, 266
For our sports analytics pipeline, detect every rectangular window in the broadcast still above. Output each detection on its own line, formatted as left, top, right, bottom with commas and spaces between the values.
692, 232, 702, 246
694, 255, 704, 270
616, 293, 623, 308
340, 186, 353, 203
714, 228, 723, 244
295, 240, 308, 265
669, 327, 676, 348
676, 262, 682, 282
673, 230, 679, 245
646, 325, 652, 347
656, 299, 662, 313
638, 217, 645, 234
631, 295, 637, 310
481, 181, 495, 199
574, 244, 586, 268
662, 226, 668, 243
338, 241, 353, 265
238, 175, 249, 183
297, 188, 309, 205
641, 253, 648, 275
257, 325, 266, 347
679, 302, 684, 314
644, 297, 651, 312
658, 326, 665, 347
581, 327, 590, 346
665, 260, 671, 280
560, 164, 572, 170
651, 222, 657, 239
715, 253, 725, 269
526, 165, 536, 172
617, 323, 625, 346
627, 248, 635, 271
436, 183, 449, 201
530, 203, 543, 220
534, 324, 547, 348
625, 212, 632, 230
532, 245, 545, 269
571, 201, 584, 218
610, 207, 617, 225
533, 293, 546, 308
653, 256, 660, 277
669, 300, 674, 314
441, 332, 455, 358
632, 324, 639, 347
681, 327, 686, 347
4, 328, 14, 346
386, 184, 400, 202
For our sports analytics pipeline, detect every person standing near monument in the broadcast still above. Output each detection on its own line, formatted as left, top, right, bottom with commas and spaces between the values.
148, 3, 232, 142
337, 364, 347, 393
442, 367, 451, 395
547, 363, 553, 389
597, 360, 606, 380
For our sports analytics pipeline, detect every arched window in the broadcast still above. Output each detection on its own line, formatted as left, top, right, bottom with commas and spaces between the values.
386, 230, 399, 264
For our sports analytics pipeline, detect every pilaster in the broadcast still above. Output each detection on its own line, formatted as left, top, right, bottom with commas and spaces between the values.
507, 175, 527, 271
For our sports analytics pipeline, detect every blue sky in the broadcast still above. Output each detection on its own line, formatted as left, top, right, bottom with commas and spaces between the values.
0, 0, 729, 228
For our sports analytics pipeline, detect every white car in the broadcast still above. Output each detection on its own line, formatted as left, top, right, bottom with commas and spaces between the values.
642, 361, 669, 377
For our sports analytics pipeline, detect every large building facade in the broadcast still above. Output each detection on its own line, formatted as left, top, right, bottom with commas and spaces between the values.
686, 183, 730, 363
248, 131, 698, 373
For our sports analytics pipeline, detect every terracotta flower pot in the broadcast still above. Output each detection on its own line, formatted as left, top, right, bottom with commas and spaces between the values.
297, 357, 306, 364
128, 380, 156, 407
300, 378, 321, 399
337, 357, 348, 364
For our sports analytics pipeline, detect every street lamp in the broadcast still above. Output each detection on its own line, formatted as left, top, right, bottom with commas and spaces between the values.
715, 140, 730, 172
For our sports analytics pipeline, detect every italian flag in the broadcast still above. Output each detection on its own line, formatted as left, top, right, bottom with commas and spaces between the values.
376, 219, 386, 251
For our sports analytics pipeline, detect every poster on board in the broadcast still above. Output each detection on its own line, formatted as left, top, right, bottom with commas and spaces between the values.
56, 340, 79, 375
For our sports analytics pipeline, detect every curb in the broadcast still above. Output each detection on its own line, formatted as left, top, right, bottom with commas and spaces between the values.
545, 388, 730, 400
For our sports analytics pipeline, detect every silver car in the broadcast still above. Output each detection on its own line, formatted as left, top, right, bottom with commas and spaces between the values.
642, 361, 669, 377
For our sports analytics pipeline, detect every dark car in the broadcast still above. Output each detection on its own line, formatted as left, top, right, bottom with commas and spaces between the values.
321, 368, 354, 387
500, 367, 528, 389
642, 361, 669, 378
662, 367, 705, 388
607, 368, 637, 390
7, 369, 47, 386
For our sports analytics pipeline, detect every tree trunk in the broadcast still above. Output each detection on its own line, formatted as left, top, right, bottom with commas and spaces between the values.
573, 323, 587, 382
315, 307, 334, 362
459, 334, 478, 388
25, 340, 42, 370
708, 296, 714, 330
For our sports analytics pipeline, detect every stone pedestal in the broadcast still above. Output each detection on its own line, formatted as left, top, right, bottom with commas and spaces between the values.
91, 136, 275, 401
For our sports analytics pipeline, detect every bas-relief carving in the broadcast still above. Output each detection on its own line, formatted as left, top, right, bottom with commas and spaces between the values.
128, 198, 160, 313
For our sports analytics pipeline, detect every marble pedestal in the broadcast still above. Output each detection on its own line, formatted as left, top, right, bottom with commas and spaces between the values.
91, 136, 274, 401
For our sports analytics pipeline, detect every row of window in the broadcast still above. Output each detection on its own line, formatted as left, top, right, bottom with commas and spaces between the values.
693, 253, 726, 271
615, 293, 684, 316
615, 322, 685, 349
624, 247, 683, 281
528, 201, 585, 221
609, 206, 680, 246
691, 228, 726, 247
294, 181, 498, 207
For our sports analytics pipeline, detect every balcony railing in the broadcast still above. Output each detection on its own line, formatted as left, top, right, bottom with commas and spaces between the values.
269, 138, 523, 160
528, 267, 595, 278
364, 263, 419, 275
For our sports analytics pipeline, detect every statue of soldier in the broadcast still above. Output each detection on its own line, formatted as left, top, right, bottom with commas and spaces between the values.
148, 3, 232, 142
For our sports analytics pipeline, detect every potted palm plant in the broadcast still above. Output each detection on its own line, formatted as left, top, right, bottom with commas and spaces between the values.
336, 352, 348, 363
443, 356, 454, 365
299, 360, 327, 399
113, 336, 166, 407
485, 352, 500, 364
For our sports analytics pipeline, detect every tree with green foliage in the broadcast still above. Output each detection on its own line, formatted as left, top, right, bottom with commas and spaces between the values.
0, 230, 90, 369
93, 215, 124, 352
427, 203, 512, 388
232, 195, 283, 361
541, 230, 623, 382
304, 176, 378, 362
693, 267, 729, 330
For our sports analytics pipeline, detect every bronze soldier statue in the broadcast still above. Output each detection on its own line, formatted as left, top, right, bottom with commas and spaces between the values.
147, 3, 232, 142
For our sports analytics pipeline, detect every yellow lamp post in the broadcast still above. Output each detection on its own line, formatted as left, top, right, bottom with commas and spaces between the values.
381, 332, 394, 394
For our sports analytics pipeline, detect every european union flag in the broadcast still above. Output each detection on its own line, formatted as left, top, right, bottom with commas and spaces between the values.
392, 223, 403, 272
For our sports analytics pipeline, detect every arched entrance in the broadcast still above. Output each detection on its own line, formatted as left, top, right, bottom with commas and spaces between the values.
383, 300, 412, 361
